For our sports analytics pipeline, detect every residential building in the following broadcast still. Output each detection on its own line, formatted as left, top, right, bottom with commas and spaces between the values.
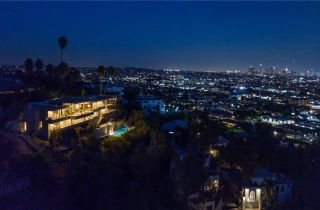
136, 94, 165, 115
274, 175, 292, 203
261, 116, 294, 125
288, 97, 310, 106
6, 95, 117, 140
242, 168, 292, 210
215, 136, 229, 147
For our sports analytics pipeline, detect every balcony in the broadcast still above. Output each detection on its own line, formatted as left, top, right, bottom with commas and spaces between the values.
92, 106, 105, 112
69, 111, 94, 119
46, 116, 68, 124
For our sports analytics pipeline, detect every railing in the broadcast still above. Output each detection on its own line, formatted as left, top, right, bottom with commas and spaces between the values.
69, 111, 94, 119
47, 116, 68, 124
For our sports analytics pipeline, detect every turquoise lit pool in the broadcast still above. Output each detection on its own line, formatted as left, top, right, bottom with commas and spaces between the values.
112, 128, 128, 137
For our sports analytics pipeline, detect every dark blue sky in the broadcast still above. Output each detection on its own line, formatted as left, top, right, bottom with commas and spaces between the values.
1, 2, 320, 72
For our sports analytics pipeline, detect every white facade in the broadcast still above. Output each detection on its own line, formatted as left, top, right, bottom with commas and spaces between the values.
243, 187, 262, 210
136, 94, 165, 114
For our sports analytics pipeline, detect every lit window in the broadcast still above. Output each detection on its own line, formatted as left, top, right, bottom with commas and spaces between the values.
249, 191, 255, 201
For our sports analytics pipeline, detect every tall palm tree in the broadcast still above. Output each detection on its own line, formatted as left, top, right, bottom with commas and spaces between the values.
105, 66, 115, 94
24, 58, 34, 73
97, 65, 105, 95
34, 59, 45, 86
106, 66, 115, 78
35, 59, 44, 72
58, 36, 68, 63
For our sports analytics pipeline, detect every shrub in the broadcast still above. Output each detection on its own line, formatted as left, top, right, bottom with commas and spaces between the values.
49, 129, 62, 148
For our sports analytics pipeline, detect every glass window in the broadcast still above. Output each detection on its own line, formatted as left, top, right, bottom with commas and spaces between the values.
249, 191, 255, 201
281, 186, 284, 192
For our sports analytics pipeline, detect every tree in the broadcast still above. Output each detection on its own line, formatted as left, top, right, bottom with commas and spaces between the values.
74, 126, 84, 139
58, 36, 68, 63
55, 62, 70, 81
35, 59, 44, 72
45, 63, 54, 76
264, 179, 275, 206
81, 88, 88, 96
97, 65, 105, 95
34, 59, 45, 87
105, 66, 115, 91
48, 129, 62, 147
178, 154, 208, 196
24, 58, 34, 73
65, 67, 80, 88
150, 127, 165, 149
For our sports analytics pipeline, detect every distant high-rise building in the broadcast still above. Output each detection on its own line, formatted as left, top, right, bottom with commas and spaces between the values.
310, 69, 315, 76
248, 66, 255, 74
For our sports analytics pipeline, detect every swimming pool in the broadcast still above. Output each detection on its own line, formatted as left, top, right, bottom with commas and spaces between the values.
112, 128, 128, 137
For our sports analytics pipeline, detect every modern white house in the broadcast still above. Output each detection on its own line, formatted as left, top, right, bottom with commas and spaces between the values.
5, 95, 117, 140
243, 182, 263, 210
136, 94, 165, 115
274, 175, 292, 203
242, 168, 292, 210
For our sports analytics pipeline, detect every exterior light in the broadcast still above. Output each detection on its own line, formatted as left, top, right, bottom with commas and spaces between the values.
210, 150, 213, 154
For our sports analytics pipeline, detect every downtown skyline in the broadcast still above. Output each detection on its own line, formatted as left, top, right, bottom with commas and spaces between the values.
1, 1, 320, 72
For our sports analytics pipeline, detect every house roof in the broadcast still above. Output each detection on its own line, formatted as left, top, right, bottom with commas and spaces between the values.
253, 168, 275, 178
136, 94, 163, 100
217, 136, 229, 144
24, 102, 68, 111
161, 119, 188, 132
274, 175, 293, 185
49, 95, 115, 104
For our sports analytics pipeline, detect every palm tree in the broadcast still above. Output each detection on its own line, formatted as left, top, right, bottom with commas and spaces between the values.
24, 58, 34, 73
58, 36, 68, 63
105, 66, 115, 94
35, 59, 44, 72
45, 63, 54, 76
56, 62, 70, 80
34, 59, 45, 86
66, 67, 80, 87
97, 65, 105, 95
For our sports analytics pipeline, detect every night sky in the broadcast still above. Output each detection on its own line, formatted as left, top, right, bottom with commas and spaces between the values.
1, 1, 320, 72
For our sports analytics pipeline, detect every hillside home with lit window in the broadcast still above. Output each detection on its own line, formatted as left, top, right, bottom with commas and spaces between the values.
6, 95, 117, 140
136, 94, 165, 115
242, 168, 292, 210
